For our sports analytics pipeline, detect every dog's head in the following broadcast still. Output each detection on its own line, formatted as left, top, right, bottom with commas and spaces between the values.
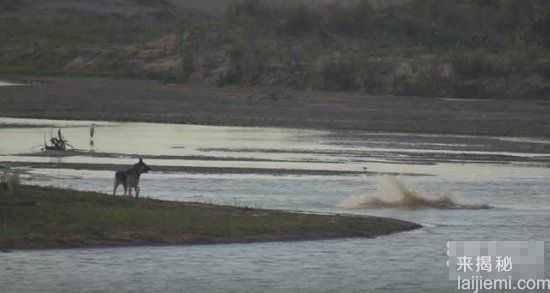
136, 158, 151, 174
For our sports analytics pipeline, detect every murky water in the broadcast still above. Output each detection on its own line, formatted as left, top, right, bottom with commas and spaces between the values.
1, 117, 550, 292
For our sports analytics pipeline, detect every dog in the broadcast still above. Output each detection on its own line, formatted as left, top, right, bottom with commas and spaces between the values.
113, 158, 151, 198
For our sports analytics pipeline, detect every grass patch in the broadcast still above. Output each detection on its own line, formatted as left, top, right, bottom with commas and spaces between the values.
0, 185, 420, 250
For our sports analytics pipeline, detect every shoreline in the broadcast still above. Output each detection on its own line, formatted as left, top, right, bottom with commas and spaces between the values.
0, 185, 421, 251
0, 231, 410, 253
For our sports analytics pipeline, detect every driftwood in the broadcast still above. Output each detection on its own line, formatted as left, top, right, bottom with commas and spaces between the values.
43, 128, 72, 151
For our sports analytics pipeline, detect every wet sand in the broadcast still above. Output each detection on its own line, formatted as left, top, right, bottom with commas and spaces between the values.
14, 147, 550, 166
17, 150, 341, 164
5, 161, 430, 177
1, 76, 550, 137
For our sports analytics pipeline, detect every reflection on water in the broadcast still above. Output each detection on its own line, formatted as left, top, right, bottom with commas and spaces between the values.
1, 117, 550, 292
0, 81, 23, 87
2, 117, 549, 178
0, 118, 329, 160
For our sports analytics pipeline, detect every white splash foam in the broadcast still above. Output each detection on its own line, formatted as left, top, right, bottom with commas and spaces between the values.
340, 176, 490, 210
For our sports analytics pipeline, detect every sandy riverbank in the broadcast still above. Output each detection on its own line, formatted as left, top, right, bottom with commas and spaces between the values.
1, 77, 550, 137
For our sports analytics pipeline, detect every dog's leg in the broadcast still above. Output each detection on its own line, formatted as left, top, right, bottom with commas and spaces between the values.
135, 185, 140, 198
113, 180, 118, 196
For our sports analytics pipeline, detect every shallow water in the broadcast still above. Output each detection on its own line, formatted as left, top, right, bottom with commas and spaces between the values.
1, 117, 550, 292
0, 81, 22, 87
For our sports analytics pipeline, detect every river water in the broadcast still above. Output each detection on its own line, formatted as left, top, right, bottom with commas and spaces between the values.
1, 117, 550, 292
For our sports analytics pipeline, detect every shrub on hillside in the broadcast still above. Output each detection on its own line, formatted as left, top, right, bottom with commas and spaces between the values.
451, 50, 537, 79
312, 52, 360, 91
0, 0, 23, 11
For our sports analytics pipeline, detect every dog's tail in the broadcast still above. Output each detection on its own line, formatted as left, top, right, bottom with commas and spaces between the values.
113, 171, 123, 196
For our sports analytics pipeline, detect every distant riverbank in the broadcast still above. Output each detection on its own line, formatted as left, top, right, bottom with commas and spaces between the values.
1, 77, 550, 137
0, 185, 420, 250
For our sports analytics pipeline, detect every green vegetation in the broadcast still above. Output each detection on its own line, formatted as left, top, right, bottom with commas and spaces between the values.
2, 0, 550, 98
0, 0, 23, 11
220, 0, 550, 97
0, 185, 420, 250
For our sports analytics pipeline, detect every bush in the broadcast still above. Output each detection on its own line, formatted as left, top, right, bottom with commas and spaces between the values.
280, 2, 317, 36
0, 0, 23, 11
532, 10, 550, 48
451, 50, 537, 79
313, 52, 360, 91
225, 0, 275, 30
323, 1, 374, 36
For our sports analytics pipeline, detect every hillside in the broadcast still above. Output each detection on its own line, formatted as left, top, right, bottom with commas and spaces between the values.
2, 0, 550, 99
166, 0, 411, 11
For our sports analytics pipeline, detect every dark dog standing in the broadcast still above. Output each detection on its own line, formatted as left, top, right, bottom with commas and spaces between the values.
113, 158, 151, 198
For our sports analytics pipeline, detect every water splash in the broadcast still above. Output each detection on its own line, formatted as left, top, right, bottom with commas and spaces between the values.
340, 176, 490, 210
